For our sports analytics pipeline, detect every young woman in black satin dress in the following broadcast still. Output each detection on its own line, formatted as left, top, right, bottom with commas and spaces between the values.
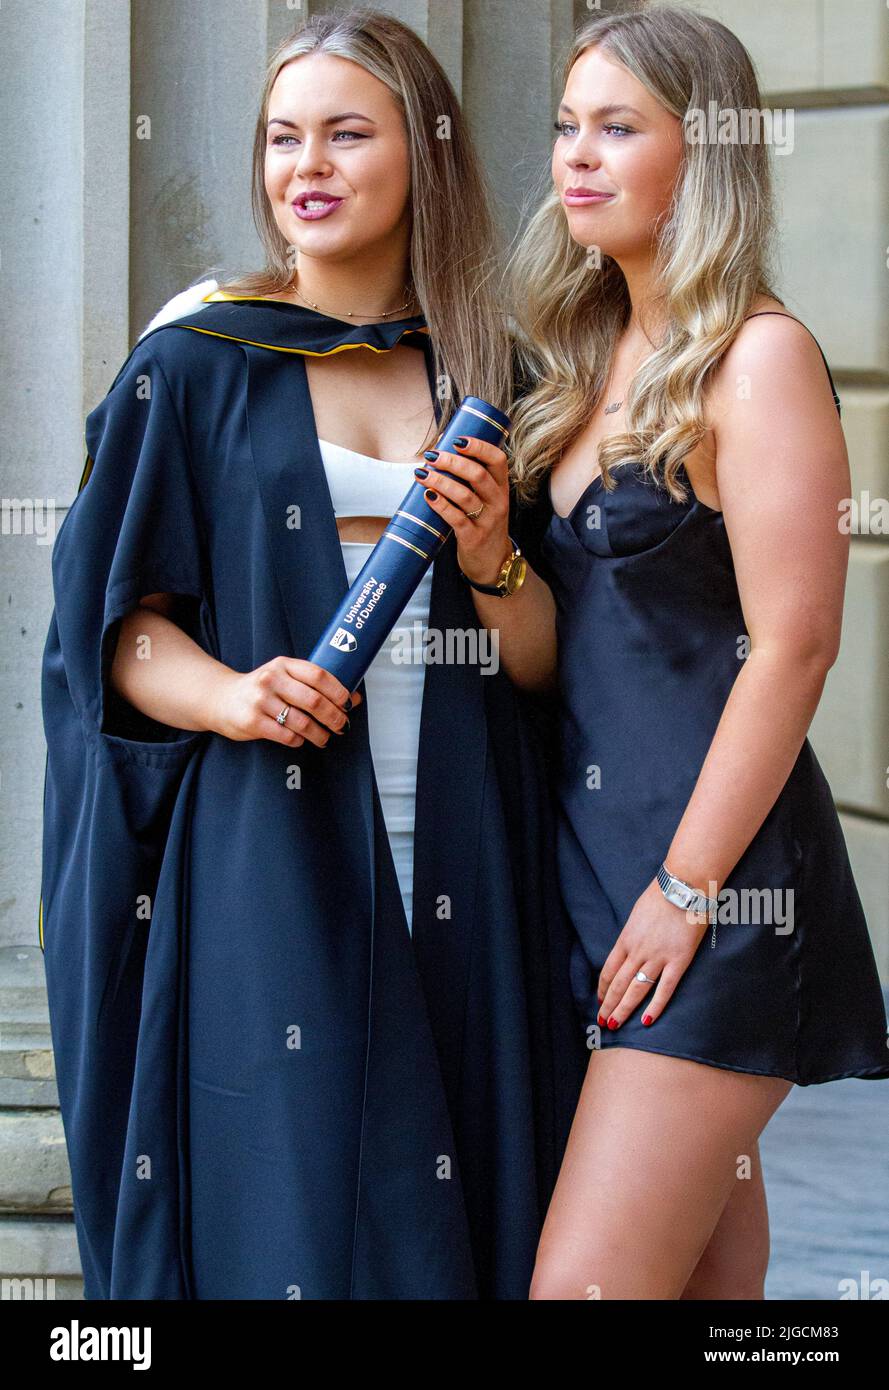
415, 7, 889, 1299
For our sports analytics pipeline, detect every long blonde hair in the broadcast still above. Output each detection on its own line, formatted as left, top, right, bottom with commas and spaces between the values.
507, 4, 783, 505
216, 6, 512, 448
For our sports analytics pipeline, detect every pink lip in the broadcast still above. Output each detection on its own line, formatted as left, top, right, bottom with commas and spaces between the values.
564, 190, 615, 205
293, 194, 345, 221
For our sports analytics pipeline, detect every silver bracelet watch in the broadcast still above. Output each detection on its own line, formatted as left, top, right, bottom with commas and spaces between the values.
656, 862, 719, 917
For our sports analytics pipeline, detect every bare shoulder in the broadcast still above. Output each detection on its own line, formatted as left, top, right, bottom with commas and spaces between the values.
704, 302, 838, 435
700, 300, 847, 522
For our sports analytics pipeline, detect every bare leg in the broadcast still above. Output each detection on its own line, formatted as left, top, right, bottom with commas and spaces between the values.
530, 1047, 793, 1300
680, 1138, 773, 1299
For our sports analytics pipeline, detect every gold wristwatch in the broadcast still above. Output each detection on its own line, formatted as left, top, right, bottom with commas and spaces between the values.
459, 535, 527, 598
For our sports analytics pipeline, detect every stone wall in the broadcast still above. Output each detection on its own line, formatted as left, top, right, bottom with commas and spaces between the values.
1, 0, 885, 1300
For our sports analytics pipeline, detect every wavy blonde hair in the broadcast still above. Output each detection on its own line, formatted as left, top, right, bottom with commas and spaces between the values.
215, 6, 512, 449
507, 4, 783, 506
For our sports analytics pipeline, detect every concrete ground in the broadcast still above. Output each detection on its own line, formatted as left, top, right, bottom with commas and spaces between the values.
762, 995, 889, 1300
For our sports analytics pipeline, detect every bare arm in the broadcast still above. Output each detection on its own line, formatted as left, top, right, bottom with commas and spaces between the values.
415, 439, 558, 692
663, 316, 849, 897
465, 565, 558, 693
110, 598, 234, 734
596, 314, 852, 1030
110, 595, 360, 747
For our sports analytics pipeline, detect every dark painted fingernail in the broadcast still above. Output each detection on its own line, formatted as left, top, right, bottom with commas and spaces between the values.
414, 467, 429, 479
642, 1014, 653, 1026
423, 450, 439, 462
344, 697, 353, 711
453, 436, 468, 448
424, 489, 437, 502
607, 1016, 619, 1030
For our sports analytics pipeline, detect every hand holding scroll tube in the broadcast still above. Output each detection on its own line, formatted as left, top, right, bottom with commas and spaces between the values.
308, 396, 511, 686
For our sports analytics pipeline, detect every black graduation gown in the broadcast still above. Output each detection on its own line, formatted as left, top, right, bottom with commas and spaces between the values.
38, 296, 586, 1300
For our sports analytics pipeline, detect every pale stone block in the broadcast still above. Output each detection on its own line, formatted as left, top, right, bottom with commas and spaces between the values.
773, 107, 889, 373
0, 946, 54, 1079
823, 0, 889, 95
662, 0, 821, 93
0, 507, 56, 951
0, 1112, 72, 1213
82, 0, 131, 418
465, 0, 577, 240
1, 0, 87, 504
841, 387, 889, 502
668, 0, 889, 97
130, 0, 270, 334
810, 543, 889, 818
839, 811, 889, 983
0, 1219, 82, 1281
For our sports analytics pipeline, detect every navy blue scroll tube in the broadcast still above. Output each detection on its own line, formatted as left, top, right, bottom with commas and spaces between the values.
308, 395, 511, 686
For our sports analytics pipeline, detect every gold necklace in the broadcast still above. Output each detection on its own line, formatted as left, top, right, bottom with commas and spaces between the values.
289, 280, 416, 320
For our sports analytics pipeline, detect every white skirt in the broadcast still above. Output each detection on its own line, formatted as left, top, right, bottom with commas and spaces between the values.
341, 541, 433, 935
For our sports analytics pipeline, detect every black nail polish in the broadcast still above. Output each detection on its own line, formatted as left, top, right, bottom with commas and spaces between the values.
414, 466, 429, 479
423, 450, 439, 462
453, 436, 468, 448
344, 697, 353, 711
424, 489, 438, 502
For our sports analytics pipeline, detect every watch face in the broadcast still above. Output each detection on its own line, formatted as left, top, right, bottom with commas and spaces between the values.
504, 555, 527, 594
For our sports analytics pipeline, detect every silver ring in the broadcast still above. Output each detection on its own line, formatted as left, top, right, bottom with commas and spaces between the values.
635, 970, 657, 984
276, 705, 291, 726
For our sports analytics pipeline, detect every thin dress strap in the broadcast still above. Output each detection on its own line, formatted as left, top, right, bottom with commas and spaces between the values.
744, 311, 842, 417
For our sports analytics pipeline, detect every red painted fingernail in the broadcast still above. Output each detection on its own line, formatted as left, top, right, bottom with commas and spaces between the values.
607, 1016, 619, 1030
642, 1014, 653, 1026
597, 1014, 606, 1027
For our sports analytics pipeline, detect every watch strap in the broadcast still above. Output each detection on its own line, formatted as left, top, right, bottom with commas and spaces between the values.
459, 536, 522, 596
656, 862, 718, 917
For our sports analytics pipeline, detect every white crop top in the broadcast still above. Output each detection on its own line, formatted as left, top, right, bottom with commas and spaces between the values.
322, 437, 433, 938
317, 437, 423, 517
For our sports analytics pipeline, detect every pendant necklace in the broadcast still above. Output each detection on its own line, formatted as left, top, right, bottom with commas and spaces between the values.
602, 320, 658, 414
602, 364, 624, 415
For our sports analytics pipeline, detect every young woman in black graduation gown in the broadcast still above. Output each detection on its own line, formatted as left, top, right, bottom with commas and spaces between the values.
419, 7, 889, 1300
39, 10, 585, 1300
